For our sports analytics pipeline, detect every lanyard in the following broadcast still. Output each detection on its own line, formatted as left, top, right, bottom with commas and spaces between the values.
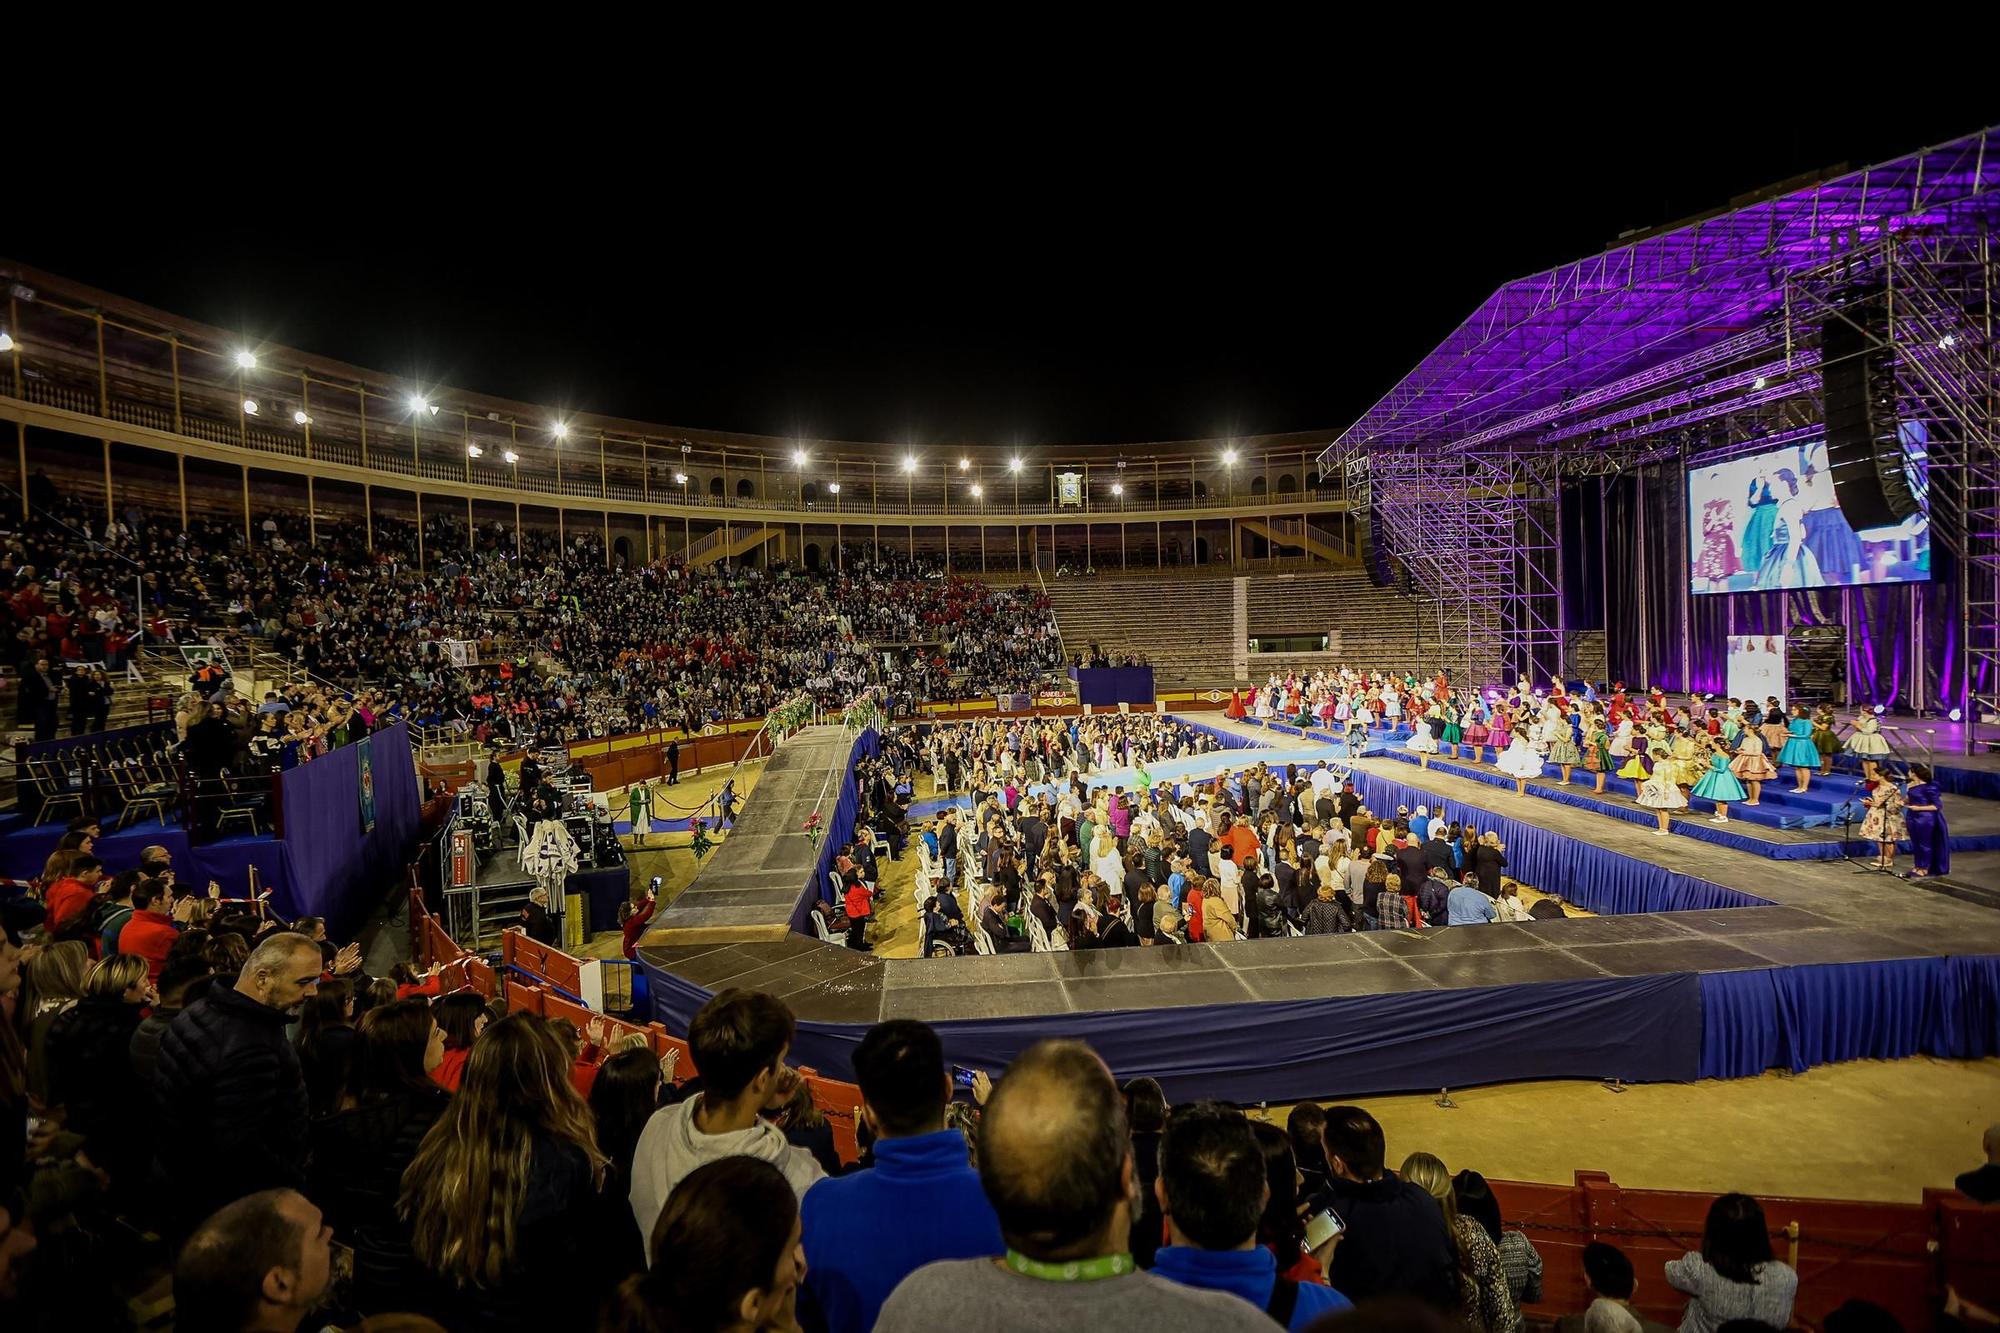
1003, 1250, 1134, 1282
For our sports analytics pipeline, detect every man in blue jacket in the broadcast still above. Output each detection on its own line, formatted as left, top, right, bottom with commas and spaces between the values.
1150, 1101, 1351, 1330
799, 1020, 1003, 1333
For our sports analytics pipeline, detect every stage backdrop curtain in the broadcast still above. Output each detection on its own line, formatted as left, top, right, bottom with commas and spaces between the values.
1598, 462, 1963, 711
277, 721, 422, 939
641, 961, 1703, 1103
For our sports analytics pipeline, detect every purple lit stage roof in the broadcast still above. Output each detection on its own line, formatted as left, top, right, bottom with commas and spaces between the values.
1326, 126, 2000, 461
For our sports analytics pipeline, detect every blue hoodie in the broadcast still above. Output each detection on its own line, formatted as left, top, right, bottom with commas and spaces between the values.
1151, 1245, 1352, 1331
799, 1128, 1003, 1333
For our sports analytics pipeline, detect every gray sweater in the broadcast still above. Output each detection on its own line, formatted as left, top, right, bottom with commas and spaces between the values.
1663, 1253, 1797, 1333
876, 1258, 1281, 1333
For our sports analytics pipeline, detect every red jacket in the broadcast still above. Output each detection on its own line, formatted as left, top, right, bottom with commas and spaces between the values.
620, 898, 656, 959
45, 877, 98, 934
431, 1047, 471, 1093
120, 909, 180, 981
843, 882, 873, 921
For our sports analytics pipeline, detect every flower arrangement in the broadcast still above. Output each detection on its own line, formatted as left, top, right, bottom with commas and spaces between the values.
688, 815, 714, 860
803, 810, 823, 850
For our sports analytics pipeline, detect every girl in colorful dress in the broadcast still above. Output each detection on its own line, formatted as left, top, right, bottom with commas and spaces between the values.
1859, 777, 1908, 872
1495, 731, 1544, 793
1226, 688, 1246, 721
1606, 716, 1634, 780
1691, 734, 1749, 824
1382, 688, 1402, 734
1616, 738, 1653, 786
1810, 704, 1843, 777
1722, 700, 1744, 744
1487, 703, 1513, 758
1424, 700, 1448, 751
1759, 705, 1790, 757
1441, 697, 1464, 759
1776, 704, 1822, 793
1635, 746, 1687, 835
1581, 714, 1612, 793
1845, 709, 1892, 781
1407, 710, 1439, 754
1727, 728, 1776, 807
1461, 696, 1490, 764
1545, 706, 1581, 786
1669, 727, 1703, 792
1904, 763, 1949, 879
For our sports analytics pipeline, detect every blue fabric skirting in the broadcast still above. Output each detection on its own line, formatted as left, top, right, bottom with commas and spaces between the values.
1833, 752, 2000, 801
1699, 956, 2000, 1078
641, 960, 1704, 1102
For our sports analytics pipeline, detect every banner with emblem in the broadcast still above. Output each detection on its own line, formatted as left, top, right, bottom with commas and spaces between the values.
1057, 472, 1083, 507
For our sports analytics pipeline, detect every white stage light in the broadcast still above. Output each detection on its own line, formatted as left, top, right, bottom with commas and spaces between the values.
241, 398, 259, 415
1752, 376, 1767, 390
1873, 704, 1886, 715
407, 395, 428, 414
1112, 482, 1124, 495
792, 448, 808, 466
466, 444, 483, 458
970, 483, 983, 498
674, 472, 688, 485
1221, 447, 1238, 465
293, 410, 312, 425
235, 350, 258, 369
901, 455, 917, 473
503, 450, 518, 464
552, 422, 569, 440
1941, 334, 1958, 349
828, 482, 841, 495
1949, 707, 1964, 722
1007, 457, 1023, 473
0, 332, 15, 352
958, 457, 971, 471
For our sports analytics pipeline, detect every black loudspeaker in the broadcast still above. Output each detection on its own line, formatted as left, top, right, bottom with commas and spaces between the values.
1820, 292, 1920, 531
1355, 497, 1395, 587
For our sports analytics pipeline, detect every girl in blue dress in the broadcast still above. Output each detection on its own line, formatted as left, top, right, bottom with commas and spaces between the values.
1690, 734, 1749, 824
1774, 704, 1822, 793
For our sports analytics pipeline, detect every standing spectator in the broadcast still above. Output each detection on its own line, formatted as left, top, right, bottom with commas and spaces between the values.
43, 855, 105, 938
1150, 1101, 1351, 1330
307, 998, 449, 1317
1663, 1193, 1798, 1333
94, 871, 140, 954
1474, 832, 1509, 898
1288, 1103, 1332, 1201
588, 1045, 672, 1276
876, 1039, 1276, 1333
1402, 1152, 1520, 1333
16, 655, 60, 742
45, 953, 156, 1194
629, 990, 825, 1252
399, 1013, 609, 1331
295, 979, 358, 1117
428, 991, 489, 1092
173, 1189, 334, 1333
129, 950, 213, 1114
154, 931, 321, 1232
604, 1157, 808, 1333
1455, 1168, 1543, 1308
800, 1020, 1004, 1333
1319, 1105, 1458, 1310
1126, 1076, 1169, 1270
1251, 1121, 1326, 1286
119, 877, 181, 982
1555, 1242, 1677, 1333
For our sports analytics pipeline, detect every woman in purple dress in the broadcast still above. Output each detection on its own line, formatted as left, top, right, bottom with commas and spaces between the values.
1904, 763, 1949, 879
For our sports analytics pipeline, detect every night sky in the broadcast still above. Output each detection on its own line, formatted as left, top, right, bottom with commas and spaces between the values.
13, 98, 1995, 448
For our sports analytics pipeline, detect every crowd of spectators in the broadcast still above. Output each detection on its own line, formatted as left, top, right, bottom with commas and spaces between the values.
4, 484, 1066, 757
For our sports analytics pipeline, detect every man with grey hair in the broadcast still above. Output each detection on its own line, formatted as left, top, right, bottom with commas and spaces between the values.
1955, 1124, 2000, 1202
154, 931, 321, 1234
877, 1039, 1274, 1333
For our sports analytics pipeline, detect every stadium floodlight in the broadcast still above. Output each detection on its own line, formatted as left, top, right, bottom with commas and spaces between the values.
552, 422, 569, 440
235, 350, 258, 369
1941, 333, 1958, 349
1007, 456, 1023, 473
828, 482, 842, 495
970, 483, 983, 498
1752, 376, 1767, 390
502, 450, 518, 464
792, 448, 809, 467
1112, 482, 1124, 495
407, 394, 429, 414
1950, 707, 1964, 722
241, 399, 259, 415
0, 332, 15, 352
466, 444, 483, 458
901, 455, 917, 473
293, 410, 312, 425
958, 457, 971, 470
1220, 447, 1238, 466
674, 472, 688, 485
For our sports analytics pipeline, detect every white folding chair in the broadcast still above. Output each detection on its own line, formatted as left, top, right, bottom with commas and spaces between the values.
1047, 925, 1069, 951
811, 908, 837, 942
972, 922, 996, 955
1026, 914, 1051, 952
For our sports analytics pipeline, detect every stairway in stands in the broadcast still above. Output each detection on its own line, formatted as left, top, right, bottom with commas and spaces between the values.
1042, 574, 1238, 691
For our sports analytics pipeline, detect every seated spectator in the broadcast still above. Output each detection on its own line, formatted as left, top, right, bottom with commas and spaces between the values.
1555, 1242, 1676, 1333
768, 1077, 844, 1179
307, 998, 449, 1317
1955, 1124, 2000, 1203
629, 990, 825, 1254
1252, 1120, 1327, 1286
1150, 1100, 1351, 1329
1319, 1105, 1457, 1309
1448, 876, 1499, 926
155, 931, 321, 1235
605, 1157, 807, 1333
800, 1020, 1004, 1333
399, 1013, 608, 1331
875, 1039, 1276, 1332
173, 1189, 334, 1333
1663, 1194, 1797, 1333
119, 877, 181, 982
1454, 1169, 1542, 1307
1402, 1152, 1519, 1333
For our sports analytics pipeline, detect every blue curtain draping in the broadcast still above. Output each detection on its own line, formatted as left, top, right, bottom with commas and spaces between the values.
1070, 666, 1157, 706
1697, 956, 2000, 1078
789, 728, 880, 934
641, 960, 1704, 1103
276, 721, 421, 939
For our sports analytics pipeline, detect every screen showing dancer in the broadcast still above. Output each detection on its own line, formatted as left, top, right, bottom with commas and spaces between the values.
1687, 438, 1929, 594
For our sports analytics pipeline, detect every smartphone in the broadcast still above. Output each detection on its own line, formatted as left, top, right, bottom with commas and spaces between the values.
1303, 1205, 1346, 1251
952, 1065, 979, 1089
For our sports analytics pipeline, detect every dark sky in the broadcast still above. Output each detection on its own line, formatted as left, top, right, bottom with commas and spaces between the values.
14, 95, 1995, 448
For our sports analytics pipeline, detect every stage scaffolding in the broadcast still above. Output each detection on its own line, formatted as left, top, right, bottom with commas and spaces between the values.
1320, 127, 2000, 747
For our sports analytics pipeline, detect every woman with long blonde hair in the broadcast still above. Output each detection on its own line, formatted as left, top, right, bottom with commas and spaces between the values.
399, 1012, 607, 1330
1401, 1151, 1521, 1333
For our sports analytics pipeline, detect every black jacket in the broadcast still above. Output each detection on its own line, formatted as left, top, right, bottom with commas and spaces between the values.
154, 984, 310, 1226
1325, 1173, 1459, 1311
308, 1086, 450, 1312
1393, 843, 1429, 892
47, 996, 147, 1186
1473, 845, 1508, 898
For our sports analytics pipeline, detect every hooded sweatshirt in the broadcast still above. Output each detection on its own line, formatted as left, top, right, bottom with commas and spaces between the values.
629, 1095, 826, 1262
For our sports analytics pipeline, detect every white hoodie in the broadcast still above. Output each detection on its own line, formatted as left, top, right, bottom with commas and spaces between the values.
628, 1097, 826, 1263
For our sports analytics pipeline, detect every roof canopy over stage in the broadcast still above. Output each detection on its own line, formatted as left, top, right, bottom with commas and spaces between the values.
1322, 126, 2000, 470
